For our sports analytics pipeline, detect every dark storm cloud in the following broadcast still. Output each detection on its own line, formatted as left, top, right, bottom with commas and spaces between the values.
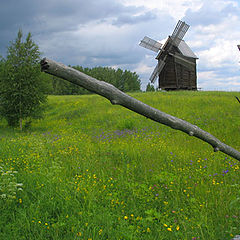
0, 0, 144, 55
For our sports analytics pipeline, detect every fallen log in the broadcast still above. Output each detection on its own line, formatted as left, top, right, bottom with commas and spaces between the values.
40, 58, 240, 161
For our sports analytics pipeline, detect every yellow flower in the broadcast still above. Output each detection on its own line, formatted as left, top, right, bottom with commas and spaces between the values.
167, 227, 172, 232
77, 232, 82, 236
176, 225, 180, 231
124, 216, 128, 220
147, 227, 151, 232
163, 224, 168, 227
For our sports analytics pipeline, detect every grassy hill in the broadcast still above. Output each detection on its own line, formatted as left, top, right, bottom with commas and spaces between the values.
0, 91, 240, 239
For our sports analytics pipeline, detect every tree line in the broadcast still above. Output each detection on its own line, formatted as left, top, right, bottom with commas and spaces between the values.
0, 30, 142, 129
45, 65, 141, 95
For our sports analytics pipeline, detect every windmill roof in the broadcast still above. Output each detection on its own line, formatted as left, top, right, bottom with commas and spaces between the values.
156, 37, 198, 59
178, 40, 198, 59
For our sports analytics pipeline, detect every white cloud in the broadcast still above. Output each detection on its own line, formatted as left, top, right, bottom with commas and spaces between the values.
122, 0, 203, 20
1, 0, 240, 91
198, 71, 240, 91
198, 39, 239, 69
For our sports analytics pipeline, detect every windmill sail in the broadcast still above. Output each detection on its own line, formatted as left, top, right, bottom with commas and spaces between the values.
139, 19, 197, 90
171, 20, 189, 47
150, 60, 165, 83
139, 36, 162, 53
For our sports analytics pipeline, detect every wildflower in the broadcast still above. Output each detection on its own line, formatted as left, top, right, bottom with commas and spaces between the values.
99, 229, 103, 235
77, 232, 82, 236
124, 216, 128, 220
167, 227, 172, 231
176, 225, 180, 231
19, 198, 22, 203
147, 227, 151, 232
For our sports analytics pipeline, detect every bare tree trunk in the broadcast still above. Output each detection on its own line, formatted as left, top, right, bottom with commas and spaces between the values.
40, 58, 240, 161
19, 118, 22, 131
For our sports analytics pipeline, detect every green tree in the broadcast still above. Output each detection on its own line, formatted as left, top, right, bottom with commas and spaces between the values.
146, 83, 155, 92
0, 30, 47, 130
48, 65, 141, 95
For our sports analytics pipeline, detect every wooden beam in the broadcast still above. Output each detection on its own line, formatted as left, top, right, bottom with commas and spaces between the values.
40, 58, 240, 161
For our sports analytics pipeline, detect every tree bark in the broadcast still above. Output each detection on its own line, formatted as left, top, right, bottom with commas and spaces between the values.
40, 58, 240, 161
19, 118, 22, 131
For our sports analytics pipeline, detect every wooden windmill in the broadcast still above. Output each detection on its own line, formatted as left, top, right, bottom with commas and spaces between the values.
139, 20, 198, 91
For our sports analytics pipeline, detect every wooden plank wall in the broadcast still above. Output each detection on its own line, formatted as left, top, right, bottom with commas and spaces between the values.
159, 57, 197, 90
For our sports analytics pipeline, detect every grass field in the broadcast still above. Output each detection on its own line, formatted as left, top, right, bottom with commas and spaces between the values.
0, 91, 240, 239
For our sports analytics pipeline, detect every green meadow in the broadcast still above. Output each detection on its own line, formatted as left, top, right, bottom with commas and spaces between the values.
0, 91, 240, 240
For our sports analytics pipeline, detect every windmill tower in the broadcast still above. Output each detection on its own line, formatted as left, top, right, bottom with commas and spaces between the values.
140, 20, 198, 91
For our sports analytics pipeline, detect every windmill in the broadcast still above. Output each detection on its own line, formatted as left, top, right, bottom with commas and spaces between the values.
238, 45, 240, 51
139, 20, 198, 91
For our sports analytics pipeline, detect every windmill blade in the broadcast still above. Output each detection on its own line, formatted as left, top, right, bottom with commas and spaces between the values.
150, 60, 165, 83
171, 20, 189, 47
139, 36, 162, 53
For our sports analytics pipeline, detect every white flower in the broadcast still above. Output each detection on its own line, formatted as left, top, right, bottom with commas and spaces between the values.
0, 194, 7, 199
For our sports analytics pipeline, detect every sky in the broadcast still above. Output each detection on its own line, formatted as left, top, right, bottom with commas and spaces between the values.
0, 0, 240, 91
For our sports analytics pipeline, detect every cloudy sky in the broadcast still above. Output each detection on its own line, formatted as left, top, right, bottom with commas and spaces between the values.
1, 0, 240, 91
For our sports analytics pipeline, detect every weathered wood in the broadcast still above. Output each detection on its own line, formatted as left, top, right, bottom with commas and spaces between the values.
40, 58, 240, 161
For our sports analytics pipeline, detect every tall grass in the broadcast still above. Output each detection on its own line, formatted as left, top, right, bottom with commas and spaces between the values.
0, 91, 240, 239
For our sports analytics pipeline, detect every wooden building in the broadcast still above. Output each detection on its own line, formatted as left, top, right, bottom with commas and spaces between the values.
156, 37, 198, 91
139, 20, 198, 91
